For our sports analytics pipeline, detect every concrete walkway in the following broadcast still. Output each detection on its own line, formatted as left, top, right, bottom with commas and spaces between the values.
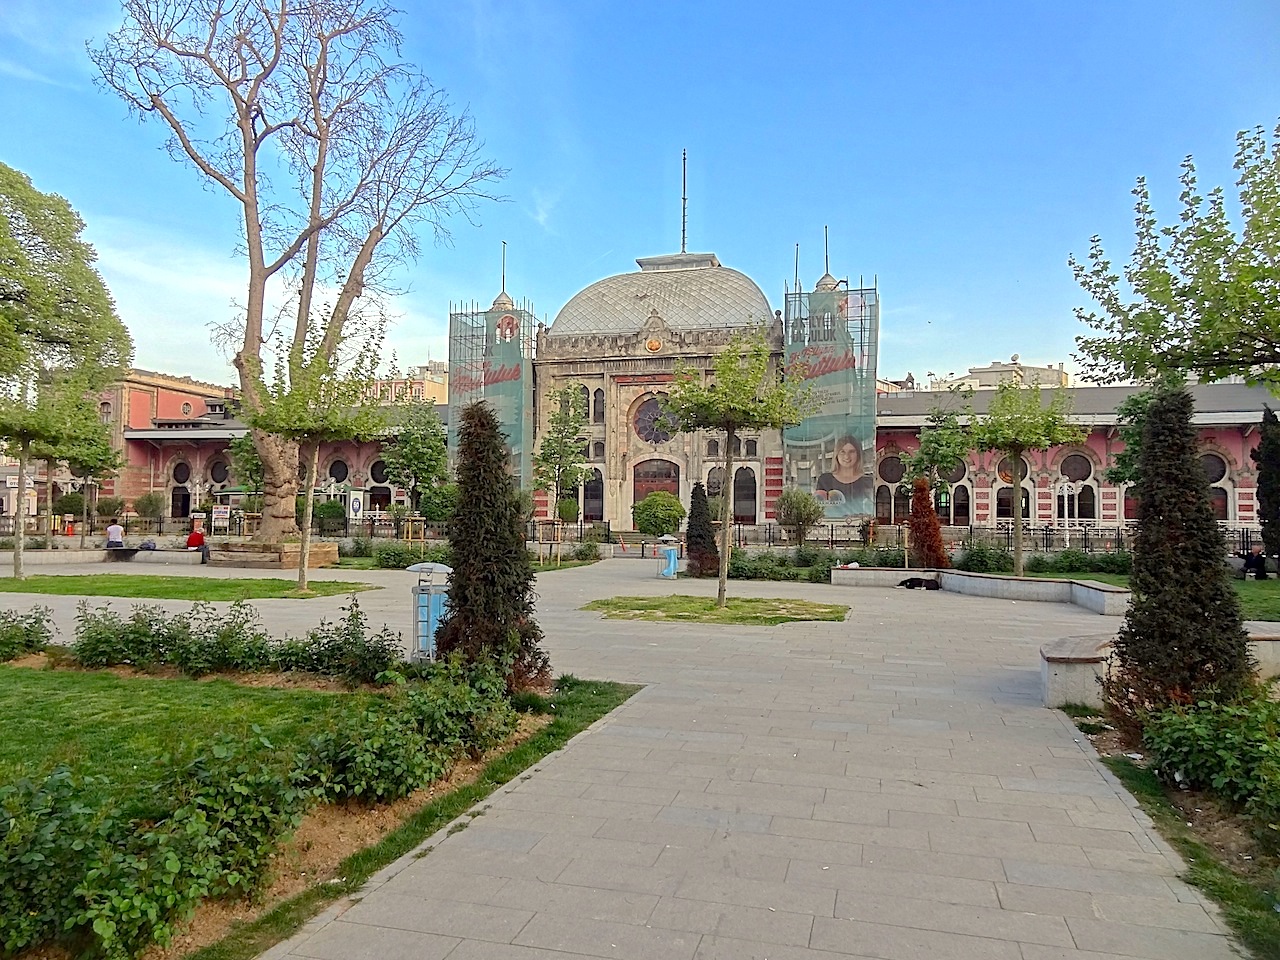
2, 560, 1244, 958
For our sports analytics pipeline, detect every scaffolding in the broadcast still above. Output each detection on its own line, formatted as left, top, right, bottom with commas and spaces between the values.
446, 297, 536, 488
782, 281, 880, 516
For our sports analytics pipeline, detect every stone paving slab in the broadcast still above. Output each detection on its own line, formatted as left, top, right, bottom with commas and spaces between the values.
0, 559, 1244, 958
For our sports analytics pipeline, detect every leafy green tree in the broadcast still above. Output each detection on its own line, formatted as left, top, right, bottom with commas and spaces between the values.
905, 396, 970, 485
776, 487, 825, 547
94, 1, 503, 541
247, 336, 387, 591
686, 481, 719, 577
95, 496, 125, 518
133, 492, 164, 519
631, 491, 685, 537
419, 482, 458, 524
663, 328, 812, 605
1252, 406, 1280, 559
1105, 387, 1253, 717
533, 384, 589, 518
0, 163, 132, 577
437, 401, 549, 689
969, 381, 1084, 576
228, 433, 265, 495
381, 400, 448, 512
1073, 123, 1280, 389
53, 492, 84, 518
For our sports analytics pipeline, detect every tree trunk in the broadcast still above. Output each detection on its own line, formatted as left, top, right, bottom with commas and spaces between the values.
297, 442, 319, 593
716, 429, 736, 607
44, 459, 54, 545
254, 430, 300, 542
14, 444, 28, 580
79, 482, 89, 550
1011, 448, 1026, 576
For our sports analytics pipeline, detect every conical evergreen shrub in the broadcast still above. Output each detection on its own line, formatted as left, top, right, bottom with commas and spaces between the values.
1251, 405, 1280, 559
907, 477, 949, 568
436, 401, 549, 689
1106, 388, 1252, 716
686, 482, 719, 577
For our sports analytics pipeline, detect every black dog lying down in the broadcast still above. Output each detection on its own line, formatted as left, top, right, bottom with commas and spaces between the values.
897, 577, 940, 590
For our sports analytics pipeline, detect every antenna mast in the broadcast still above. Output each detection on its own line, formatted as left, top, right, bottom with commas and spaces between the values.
501, 240, 506, 291
681, 149, 688, 254
794, 243, 800, 292
824, 225, 829, 275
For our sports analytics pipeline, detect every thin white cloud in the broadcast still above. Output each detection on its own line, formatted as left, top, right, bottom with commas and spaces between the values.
0, 57, 78, 89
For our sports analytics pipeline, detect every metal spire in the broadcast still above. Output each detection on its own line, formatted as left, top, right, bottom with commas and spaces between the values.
681, 149, 688, 254
501, 240, 506, 291
824, 225, 829, 275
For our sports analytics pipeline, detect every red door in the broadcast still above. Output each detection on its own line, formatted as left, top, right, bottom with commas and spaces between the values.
633, 459, 679, 502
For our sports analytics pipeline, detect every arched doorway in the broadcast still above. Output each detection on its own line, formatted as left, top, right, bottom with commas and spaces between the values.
733, 467, 756, 524
633, 459, 679, 504
171, 486, 190, 518
368, 487, 392, 511
583, 469, 604, 522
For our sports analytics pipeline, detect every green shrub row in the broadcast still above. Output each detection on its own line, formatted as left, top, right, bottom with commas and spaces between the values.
0, 606, 54, 662
1023, 549, 1133, 575
953, 542, 1014, 572
71, 598, 402, 687
727, 546, 908, 583
1144, 691, 1280, 845
372, 541, 453, 569
0, 658, 515, 959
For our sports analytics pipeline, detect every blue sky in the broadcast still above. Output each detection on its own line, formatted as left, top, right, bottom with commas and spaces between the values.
2, 1, 1278, 386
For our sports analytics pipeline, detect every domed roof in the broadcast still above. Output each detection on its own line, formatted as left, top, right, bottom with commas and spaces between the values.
549, 252, 773, 336
814, 272, 841, 292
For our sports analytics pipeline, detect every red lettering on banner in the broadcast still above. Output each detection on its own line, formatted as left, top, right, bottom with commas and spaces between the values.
789, 345, 857, 381
452, 362, 522, 395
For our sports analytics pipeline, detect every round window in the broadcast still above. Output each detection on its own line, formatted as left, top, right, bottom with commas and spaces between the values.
1201, 453, 1227, 484
210, 461, 229, 484
181, 402, 193, 415
1060, 454, 1092, 482
633, 397, 675, 444
941, 461, 966, 484
370, 460, 389, 484
328, 460, 349, 484
878, 456, 905, 483
998, 456, 1029, 483
173, 462, 191, 484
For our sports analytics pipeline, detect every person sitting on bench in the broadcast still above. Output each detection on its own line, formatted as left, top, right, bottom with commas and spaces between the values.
185, 525, 209, 564
1244, 544, 1269, 580
105, 518, 125, 549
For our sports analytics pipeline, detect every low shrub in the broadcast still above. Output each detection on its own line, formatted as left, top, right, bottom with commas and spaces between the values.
170, 602, 273, 677
404, 657, 516, 760
0, 605, 54, 661
1024, 550, 1133, 576
954, 542, 1014, 572
373, 541, 453, 569
339, 536, 373, 558
302, 703, 448, 803
300, 598, 402, 687
571, 541, 600, 561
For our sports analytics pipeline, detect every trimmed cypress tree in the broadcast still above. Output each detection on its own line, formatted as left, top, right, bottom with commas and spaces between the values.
1106, 388, 1252, 716
686, 482, 719, 577
1251, 405, 1280, 559
907, 476, 949, 569
436, 401, 550, 689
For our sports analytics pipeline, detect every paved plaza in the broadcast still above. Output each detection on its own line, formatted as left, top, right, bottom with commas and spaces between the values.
1, 559, 1244, 959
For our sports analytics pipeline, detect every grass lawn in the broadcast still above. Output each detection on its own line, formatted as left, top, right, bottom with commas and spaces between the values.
333, 556, 377, 570
0, 574, 376, 600
532, 558, 596, 573
583, 594, 849, 626
1023, 571, 1280, 620
0, 666, 364, 800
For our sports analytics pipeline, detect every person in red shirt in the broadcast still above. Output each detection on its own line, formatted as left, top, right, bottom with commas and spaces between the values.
186, 526, 209, 564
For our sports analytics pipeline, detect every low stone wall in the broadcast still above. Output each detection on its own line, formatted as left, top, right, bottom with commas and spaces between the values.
0, 549, 108, 566
210, 541, 339, 569
128, 550, 203, 565
831, 566, 1129, 616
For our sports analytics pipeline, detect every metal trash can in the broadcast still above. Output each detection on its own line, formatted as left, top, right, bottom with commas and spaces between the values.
657, 540, 679, 579
407, 561, 452, 660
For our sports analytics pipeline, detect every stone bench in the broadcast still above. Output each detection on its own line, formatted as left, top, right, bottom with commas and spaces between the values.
1040, 635, 1113, 709
105, 548, 203, 565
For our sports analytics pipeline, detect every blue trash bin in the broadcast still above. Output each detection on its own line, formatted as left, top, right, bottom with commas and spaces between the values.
407, 561, 452, 660
658, 544, 679, 579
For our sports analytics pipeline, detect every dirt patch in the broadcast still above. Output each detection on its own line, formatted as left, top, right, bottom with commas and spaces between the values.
140, 713, 550, 960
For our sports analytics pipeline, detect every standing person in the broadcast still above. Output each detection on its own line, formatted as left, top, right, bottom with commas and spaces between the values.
105, 518, 124, 548
815, 436, 873, 515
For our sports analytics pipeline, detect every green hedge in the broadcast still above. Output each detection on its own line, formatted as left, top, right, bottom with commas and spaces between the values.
0, 606, 53, 662
72, 598, 402, 687
726, 546, 908, 583
372, 541, 453, 569
1024, 550, 1133, 575
0, 658, 515, 959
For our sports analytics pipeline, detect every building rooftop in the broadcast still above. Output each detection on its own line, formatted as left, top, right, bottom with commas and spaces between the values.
548, 252, 773, 336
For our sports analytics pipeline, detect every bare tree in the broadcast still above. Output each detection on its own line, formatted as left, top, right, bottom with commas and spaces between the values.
92, 0, 504, 540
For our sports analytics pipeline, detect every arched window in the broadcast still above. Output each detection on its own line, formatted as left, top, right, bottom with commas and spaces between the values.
732, 436, 742, 457
996, 486, 1031, 520
1077, 485, 1097, 520
328, 460, 349, 484
1209, 487, 1229, 521
592, 441, 605, 459
633, 459, 679, 505
893, 484, 910, 522
745, 439, 758, 458
875, 485, 892, 523
98, 401, 112, 423
733, 467, 757, 523
593, 388, 605, 424
578, 385, 590, 415
1201, 453, 1227, 484
706, 439, 719, 457
1060, 454, 1092, 481
583, 469, 604, 522
952, 486, 971, 526
706, 467, 726, 498
934, 487, 950, 520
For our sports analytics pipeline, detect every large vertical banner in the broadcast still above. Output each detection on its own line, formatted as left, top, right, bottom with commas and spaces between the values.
783, 285, 879, 518
447, 302, 534, 487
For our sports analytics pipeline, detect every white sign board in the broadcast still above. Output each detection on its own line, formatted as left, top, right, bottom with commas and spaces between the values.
212, 505, 231, 530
